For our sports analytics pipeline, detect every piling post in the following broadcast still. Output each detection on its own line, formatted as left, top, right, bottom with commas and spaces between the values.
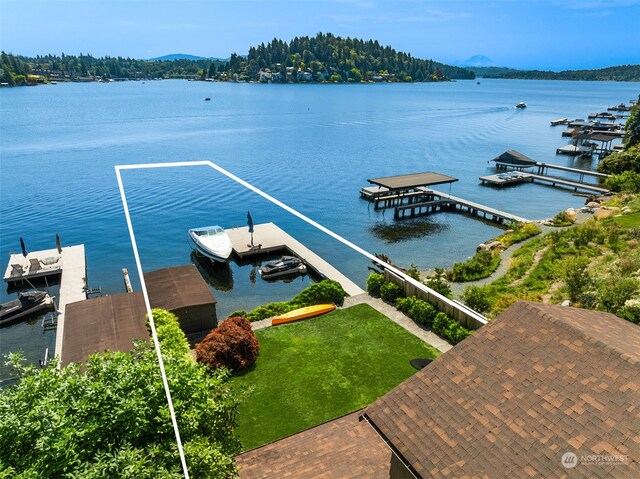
122, 268, 133, 293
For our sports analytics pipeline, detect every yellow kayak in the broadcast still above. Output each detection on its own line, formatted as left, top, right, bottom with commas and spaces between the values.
271, 304, 336, 326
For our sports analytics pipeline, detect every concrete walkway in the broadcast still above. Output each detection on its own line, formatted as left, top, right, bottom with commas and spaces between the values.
251, 318, 272, 330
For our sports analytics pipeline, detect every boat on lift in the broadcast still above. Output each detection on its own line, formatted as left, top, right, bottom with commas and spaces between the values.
259, 256, 307, 280
0, 290, 54, 327
188, 225, 233, 263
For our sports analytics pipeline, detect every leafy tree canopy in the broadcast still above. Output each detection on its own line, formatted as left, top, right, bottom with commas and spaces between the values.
0, 309, 241, 479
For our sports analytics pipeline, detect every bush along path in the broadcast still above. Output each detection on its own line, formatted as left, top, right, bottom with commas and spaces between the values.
365, 272, 473, 349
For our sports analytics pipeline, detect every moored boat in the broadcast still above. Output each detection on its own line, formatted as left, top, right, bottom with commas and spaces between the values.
271, 303, 336, 326
188, 225, 233, 263
0, 291, 54, 327
259, 255, 307, 280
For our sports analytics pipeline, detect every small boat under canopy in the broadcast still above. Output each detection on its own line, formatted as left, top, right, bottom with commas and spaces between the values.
189, 225, 233, 263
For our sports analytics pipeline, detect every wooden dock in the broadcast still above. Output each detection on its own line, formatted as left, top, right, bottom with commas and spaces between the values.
226, 223, 364, 297
534, 162, 609, 180
480, 172, 609, 194
53, 245, 88, 358
3, 248, 63, 284
394, 189, 530, 224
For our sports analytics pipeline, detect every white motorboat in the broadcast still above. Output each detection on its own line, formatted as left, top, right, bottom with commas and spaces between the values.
188, 225, 233, 263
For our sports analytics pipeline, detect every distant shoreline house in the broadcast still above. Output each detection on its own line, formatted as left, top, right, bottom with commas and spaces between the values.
237, 301, 639, 478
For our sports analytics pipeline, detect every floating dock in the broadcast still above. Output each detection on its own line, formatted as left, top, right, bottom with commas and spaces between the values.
480, 172, 609, 194
226, 223, 364, 297
53, 245, 88, 358
3, 248, 63, 284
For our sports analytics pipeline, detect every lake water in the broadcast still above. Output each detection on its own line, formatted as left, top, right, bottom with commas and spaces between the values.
1, 79, 638, 380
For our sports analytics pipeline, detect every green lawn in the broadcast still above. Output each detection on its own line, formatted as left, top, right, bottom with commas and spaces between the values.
613, 211, 640, 228
230, 303, 440, 451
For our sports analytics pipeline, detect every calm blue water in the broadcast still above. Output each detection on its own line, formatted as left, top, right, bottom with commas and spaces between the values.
1, 79, 638, 377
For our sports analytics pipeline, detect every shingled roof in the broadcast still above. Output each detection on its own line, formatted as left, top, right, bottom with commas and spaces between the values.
363, 301, 640, 478
491, 150, 537, 166
144, 264, 217, 311
236, 411, 390, 479
61, 292, 148, 366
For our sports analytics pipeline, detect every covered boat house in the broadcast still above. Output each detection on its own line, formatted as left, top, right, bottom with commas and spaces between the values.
360, 171, 458, 209
490, 150, 537, 170
144, 264, 218, 343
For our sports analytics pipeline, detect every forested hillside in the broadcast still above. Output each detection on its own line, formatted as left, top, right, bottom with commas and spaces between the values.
480, 64, 640, 81
236, 32, 475, 82
1, 32, 474, 85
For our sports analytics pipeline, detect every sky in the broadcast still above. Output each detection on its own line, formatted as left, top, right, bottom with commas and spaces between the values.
1, 0, 639, 70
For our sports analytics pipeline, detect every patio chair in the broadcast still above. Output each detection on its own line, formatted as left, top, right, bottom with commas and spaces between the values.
11, 264, 25, 277
29, 258, 42, 273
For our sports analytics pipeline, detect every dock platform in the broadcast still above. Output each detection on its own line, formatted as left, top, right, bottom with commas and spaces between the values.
53, 245, 88, 357
480, 172, 609, 194
391, 188, 529, 223
3, 248, 63, 284
226, 223, 364, 297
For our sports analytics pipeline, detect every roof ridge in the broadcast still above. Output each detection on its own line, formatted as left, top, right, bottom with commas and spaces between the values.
522, 301, 640, 367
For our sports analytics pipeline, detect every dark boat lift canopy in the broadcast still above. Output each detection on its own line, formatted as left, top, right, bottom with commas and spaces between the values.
367, 172, 458, 191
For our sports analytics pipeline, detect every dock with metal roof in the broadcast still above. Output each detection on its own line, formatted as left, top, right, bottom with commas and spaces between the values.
226, 222, 364, 297
362, 172, 459, 209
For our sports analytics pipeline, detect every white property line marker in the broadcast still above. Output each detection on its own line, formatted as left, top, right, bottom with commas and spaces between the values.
115, 160, 487, 479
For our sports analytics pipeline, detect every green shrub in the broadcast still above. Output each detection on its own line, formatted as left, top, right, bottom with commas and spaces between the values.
424, 268, 452, 297
244, 280, 347, 322
450, 250, 500, 282
396, 296, 437, 326
246, 302, 292, 322
291, 279, 346, 307
549, 210, 575, 227
563, 258, 592, 303
366, 272, 385, 297
496, 222, 541, 247
380, 282, 405, 304
149, 308, 190, 357
598, 277, 639, 313
432, 312, 449, 336
406, 264, 421, 281
462, 286, 491, 314
606, 170, 640, 193
618, 299, 640, 323
227, 310, 248, 319
432, 312, 472, 345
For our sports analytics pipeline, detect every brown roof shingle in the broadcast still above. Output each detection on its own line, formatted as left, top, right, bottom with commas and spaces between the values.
363, 301, 640, 478
236, 411, 391, 479
144, 264, 217, 311
61, 292, 148, 366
